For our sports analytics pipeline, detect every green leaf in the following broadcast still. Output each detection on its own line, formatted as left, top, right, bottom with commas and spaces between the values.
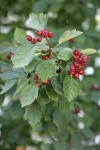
63, 75, 81, 102
53, 109, 63, 130
50, 77, 64, 95
38, 87, 51, 105
58, 96, 69, 113
0, 80, 17, 94
24, 59, 39, 73
57, 48, 73, 61
0, 61, 11, 71
46, 85, 59, 101
59, 29, 83, 44
24, 103, 42, 127
8, 101, 24, 119
0, 42, 11, 54
0, 94, 5, 106
0, 71, 20, 80
12, 44, 36, 68
36, 60, 56, 82
28, 13, 48, 30
14, 79, 29, 97
81, 48, 96, 54
20, 82, 38, 107
14, 28, 28, 44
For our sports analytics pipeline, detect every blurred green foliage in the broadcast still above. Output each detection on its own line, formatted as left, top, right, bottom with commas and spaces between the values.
0, 0, 100, 150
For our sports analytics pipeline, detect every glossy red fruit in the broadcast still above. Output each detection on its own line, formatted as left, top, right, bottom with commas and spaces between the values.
70, 65, 76, 71
48, 32, 54, 38
82, 55, 89, 63
73, 55, 79, 61
7, 52, 14, 59
42, 55, 49, 60
74, 62, 79, 67
34, 75, 38, 81
42, 30, 48, 38
27, 35, 32, 41
56, 69, 61, 73
35, 81, 41, 87
31, 39, 37, 44
73, 49, 79, 55
72, 108, 80, 114
43, 80, 49, 85
79, 70, 84, 75
74, 73, 79, 79
37, 37, 42, 42
37, 30, 43, 36
69, 38, 75, 43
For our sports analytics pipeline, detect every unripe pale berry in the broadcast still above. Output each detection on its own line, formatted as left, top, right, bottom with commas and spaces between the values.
31, 39, 37, 44
48, 32, 54, 38
27, 35, 32, 41
37, 30, 43, 36
37, 37, 42, 42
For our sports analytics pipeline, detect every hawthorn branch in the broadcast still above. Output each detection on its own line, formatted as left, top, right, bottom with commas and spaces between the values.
46, 37, 52, 56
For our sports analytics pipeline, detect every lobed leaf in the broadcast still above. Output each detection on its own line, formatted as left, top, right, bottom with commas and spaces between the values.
81, 48, 96, 55
28, 13, 48, 30
57, 48, 73, 61
20, 82, 38, 107
24, 103, 42, 127
59, 29, 83, 44
63, 75, 81, 102
36, 60, 56, 82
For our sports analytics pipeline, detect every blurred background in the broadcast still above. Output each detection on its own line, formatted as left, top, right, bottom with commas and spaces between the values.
0, 0, 100, 150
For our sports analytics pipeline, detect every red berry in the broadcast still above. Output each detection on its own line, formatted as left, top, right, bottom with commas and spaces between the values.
43, 80, 49, 85
42, 30, 48, 38
77, 51, 82, 57
72, 108, 80, 114
42, 55, 49, 60
35, 81, 41, 87
74, 62, 79, 67
48, 32, 54, 38
73, 55, 79, 61
34, 75, 38, 80
7, 53, 12, 59
74, 73, 79, 79
69, 38, 75, 43
82, 55, 89, 63
7, 52, 14, 59
70, 65, 76, 71
37, 37, 42, 42
73, 49, 79, 55
37, 30, 43, 36
27, 35, 32, 41
31, 39, 37, 44
56, 69, 61, 73
78, 70, 84, 75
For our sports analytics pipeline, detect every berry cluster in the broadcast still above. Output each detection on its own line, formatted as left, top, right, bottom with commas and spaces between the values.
27, 29, 54, 44
7, 51, 14, 59
72, 108, 80, 114
68, 49, 89, 79
34, 75, 49, 87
